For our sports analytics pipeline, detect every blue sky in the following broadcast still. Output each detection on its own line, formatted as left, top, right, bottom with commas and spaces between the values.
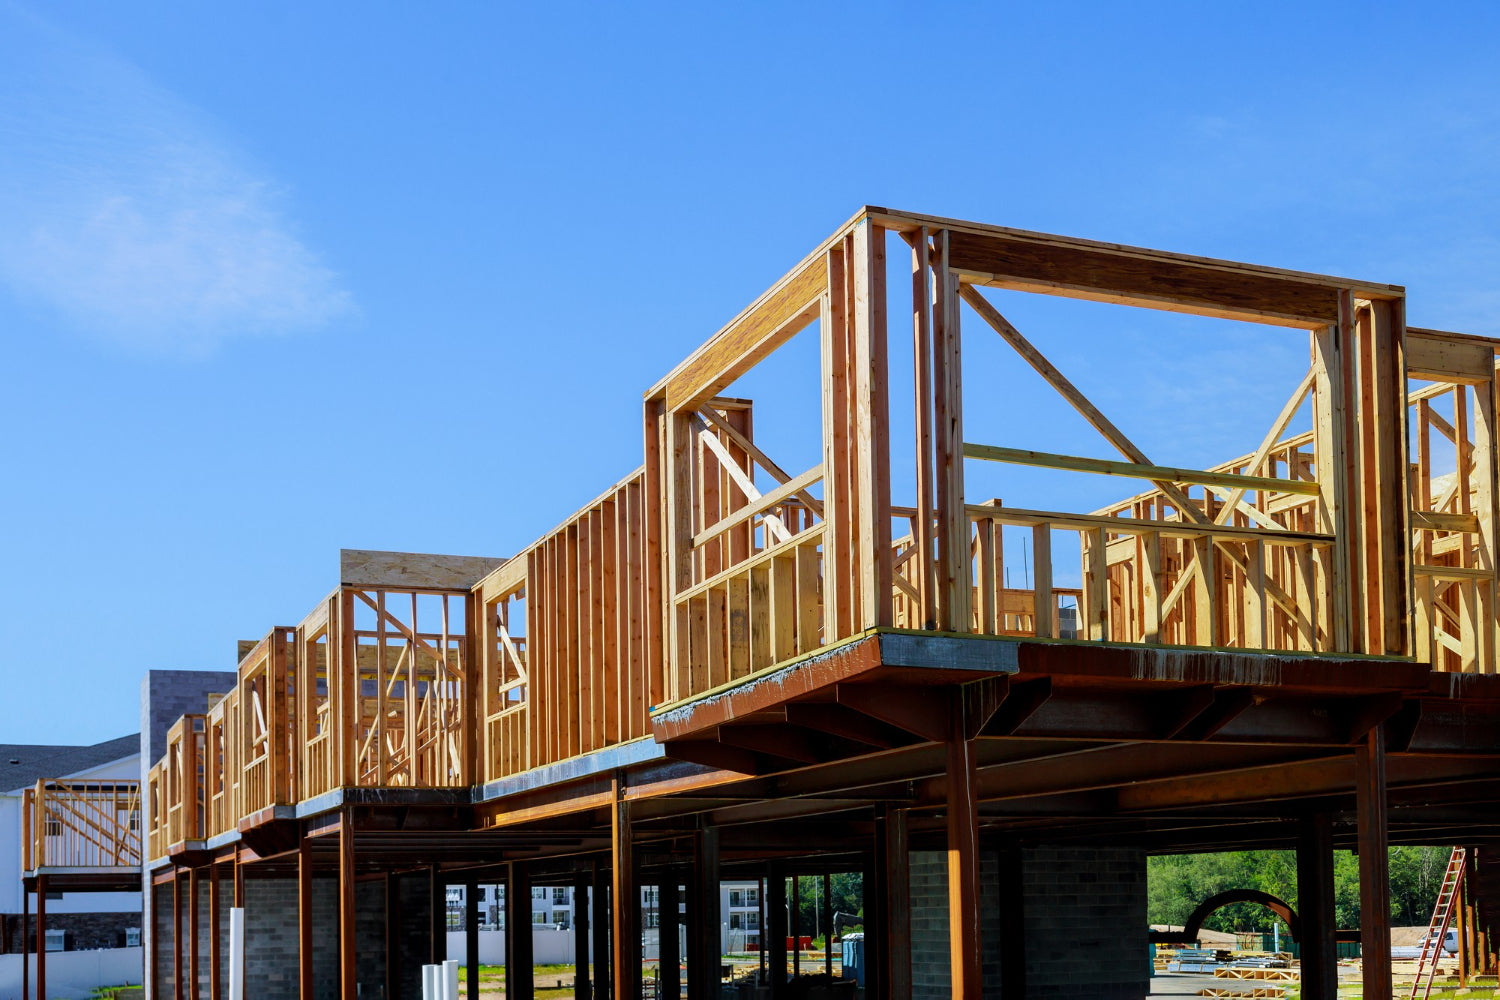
1, 2, 1497, 744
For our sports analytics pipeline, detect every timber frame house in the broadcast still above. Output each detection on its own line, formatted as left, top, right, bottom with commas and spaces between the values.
136, 207, 1500, 1000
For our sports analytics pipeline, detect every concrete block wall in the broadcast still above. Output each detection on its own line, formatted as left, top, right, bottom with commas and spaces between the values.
906, 846, 1147, 1000
1022, 846, 1148, 1000
909, 851, 1003, 1000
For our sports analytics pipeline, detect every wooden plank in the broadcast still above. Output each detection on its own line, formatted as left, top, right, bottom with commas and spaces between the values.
933, 231, 971, 631
691, 466, 823, 549
340, 549, 504, 591
945, 226, 1342, 326
666, 258, 826, 409
965, 443, 1320, 496
1086, 527, 1108, 641
966, 503, 1332, 544
853, 220, 892, 629
911, 227, 937, 629
1407, 330, 1495, 384
1033, 525, 1054, 639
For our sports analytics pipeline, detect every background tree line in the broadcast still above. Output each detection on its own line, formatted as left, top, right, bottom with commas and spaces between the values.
1149, 847, 1453, 932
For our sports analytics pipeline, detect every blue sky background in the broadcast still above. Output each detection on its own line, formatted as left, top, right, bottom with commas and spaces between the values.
2, 2, 1497, 744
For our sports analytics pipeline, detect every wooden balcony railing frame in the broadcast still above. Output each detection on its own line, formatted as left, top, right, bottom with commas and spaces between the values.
21, 780, 141, 871
645, 207, 1420, 713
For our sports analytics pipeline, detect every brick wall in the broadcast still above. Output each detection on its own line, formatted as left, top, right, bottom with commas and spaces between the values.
905, 846, 1147, 1000
1, 910, 141, 952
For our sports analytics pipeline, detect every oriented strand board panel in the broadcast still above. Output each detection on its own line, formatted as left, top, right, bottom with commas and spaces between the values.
340, 549, 507, 591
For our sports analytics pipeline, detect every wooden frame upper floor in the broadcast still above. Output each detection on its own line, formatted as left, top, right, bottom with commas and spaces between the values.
22, 778, 141, 875
145, 207, 1500, 865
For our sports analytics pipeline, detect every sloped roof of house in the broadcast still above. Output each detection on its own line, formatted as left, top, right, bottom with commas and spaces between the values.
0, 734, 139, 793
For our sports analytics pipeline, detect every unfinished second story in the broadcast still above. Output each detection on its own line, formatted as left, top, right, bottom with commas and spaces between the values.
146, 207, 1500, 863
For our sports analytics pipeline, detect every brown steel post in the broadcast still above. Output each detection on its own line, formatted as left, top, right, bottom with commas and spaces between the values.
790, 873, 800, 980
822, 873, 832, 980
189, 867, 200, 1000
299, 840, 314, 1000
766, 863, 786, 998
466, 876, 480, 1000
691, 826, 720, 1000
21, 880, 28, 1000
209, 865, 222, 1000
172, 872, 182, 1000
592, 861, 610, 1000
385, 872, 401, 1000
506, 862, 534, 1000
1356, 729, 1391, 1000
1297, 815, 1336, 1000
36, 875, 47, 1000
430, 865, 446, 965
876, 805, 911, 1000
946, 707, 981, 1000
339, 813, 356, 1000
757, 875, 766, 983
574, 871, 593, 1000
233, 849, 244, 909
611, 786, 639, 1000
1458, 871, 1471, 987
658, 875, 679, 1000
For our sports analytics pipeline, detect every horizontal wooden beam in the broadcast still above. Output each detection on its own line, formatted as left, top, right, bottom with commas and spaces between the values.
692, 464, 822, 549
941, 225, 1345, 327
665, 258, 826, 410
966, 503, 1332, 545
965, 443, 1321, 496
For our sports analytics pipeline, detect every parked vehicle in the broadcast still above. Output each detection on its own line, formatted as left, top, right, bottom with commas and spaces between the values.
1392, 928, 1458, 960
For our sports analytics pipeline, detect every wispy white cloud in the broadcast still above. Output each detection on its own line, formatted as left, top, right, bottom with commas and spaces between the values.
0, 9, 351, 352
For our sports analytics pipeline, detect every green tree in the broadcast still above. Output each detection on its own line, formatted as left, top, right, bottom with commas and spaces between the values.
1148, 845, 1453, 935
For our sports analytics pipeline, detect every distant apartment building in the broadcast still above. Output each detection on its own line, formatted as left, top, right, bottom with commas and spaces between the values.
447, 879, 762, 951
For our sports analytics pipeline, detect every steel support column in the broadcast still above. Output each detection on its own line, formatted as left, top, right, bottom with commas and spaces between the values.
659, 874, 680, 1000
690, 826, 720, 1000
339, 813, 356, 1000
466, 877, 480, 1000
1356, 729, 1392, 1000
1296, 815, 1336, 1000
574, 871, 592, 1000
611, 785, 639, 1000
506, 862, 534, 1000
946, 709, 981, 1000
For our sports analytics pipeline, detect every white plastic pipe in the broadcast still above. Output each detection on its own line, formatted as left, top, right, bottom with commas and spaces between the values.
443, 958, 460, 1000
422, 964, 439, 1000
228, 908, 246, 1000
